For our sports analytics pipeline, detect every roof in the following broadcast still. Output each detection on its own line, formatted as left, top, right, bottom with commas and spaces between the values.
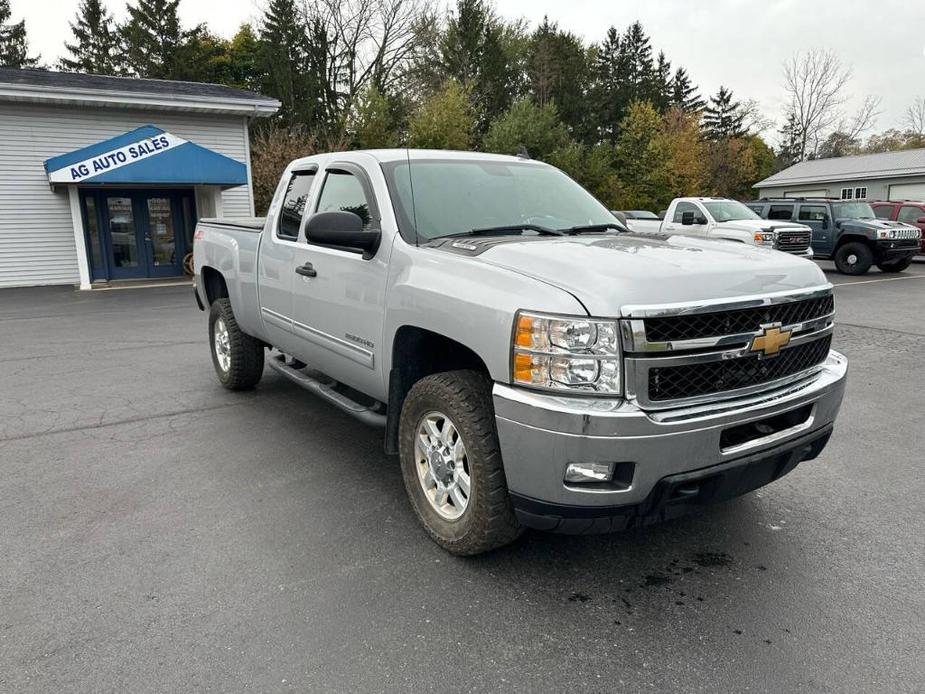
754, 148, 925, 188
284, 148, 543, 170
43, 125, 247, 188
0, 68, 279, 116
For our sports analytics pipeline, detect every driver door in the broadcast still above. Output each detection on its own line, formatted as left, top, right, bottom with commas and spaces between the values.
288, 163, 390, 398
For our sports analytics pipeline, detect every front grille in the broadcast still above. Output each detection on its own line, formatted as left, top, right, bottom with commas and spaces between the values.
643, 294, 834, 343
647, 335, 832, 402
776, 230, 811, 252
889, 228, 921, 240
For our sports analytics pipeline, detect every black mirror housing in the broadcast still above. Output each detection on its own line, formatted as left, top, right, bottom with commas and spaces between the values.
305, 211, 381, 259
681, 211, 695, 226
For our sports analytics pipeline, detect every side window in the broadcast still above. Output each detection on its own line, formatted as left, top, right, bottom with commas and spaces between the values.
315, 170, 375, 229
277, 171, 316, 240
898, 205, 924, 224
672, 201, 700, 223
872, 205, 893, 220
768, 204, 794, 220
798, 205, 828, 222
746, 204, 765, 215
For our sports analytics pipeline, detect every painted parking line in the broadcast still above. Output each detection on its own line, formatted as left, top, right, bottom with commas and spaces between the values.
832, 274, 925, 287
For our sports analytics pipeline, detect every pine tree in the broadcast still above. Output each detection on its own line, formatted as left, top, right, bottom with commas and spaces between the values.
649, 51, 672, 111
439, 0, 525, 133
621, 22, 653, 99
702, 86, 745, 140
588, 27, 622, 143
526, 17, 588, 136
0, 0, 39, 68
120, 0, 198, 80
670, 67, 704, 113
59, 0, 122, 74
257, 0, 331, 129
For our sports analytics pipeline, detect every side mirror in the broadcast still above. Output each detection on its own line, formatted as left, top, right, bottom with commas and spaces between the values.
305, 211, 380, 259
917, 216, 925, 225
821, 218, 829, 229
681, 211, 695, 226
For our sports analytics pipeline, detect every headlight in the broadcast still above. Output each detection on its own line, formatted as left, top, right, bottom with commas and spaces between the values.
512, 311, 621, 394
877, 229, 895, 239
754, 231, 777, 247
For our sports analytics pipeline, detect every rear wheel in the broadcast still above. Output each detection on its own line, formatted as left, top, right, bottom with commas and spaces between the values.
209, 298, 264, 390
876, 256, 913, 273
399, 370, 522, 555
834, 241, 873, 275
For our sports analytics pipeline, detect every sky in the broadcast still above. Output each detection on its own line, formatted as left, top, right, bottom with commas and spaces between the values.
10, 0, 925, 143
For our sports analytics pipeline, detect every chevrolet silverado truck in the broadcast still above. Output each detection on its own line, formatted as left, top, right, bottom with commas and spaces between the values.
193, 150, 847, 555
621, 197, 814, 257
747, 197, 921, 274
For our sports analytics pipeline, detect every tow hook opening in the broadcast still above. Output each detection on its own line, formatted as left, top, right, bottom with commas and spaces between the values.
720, 404, 814, 453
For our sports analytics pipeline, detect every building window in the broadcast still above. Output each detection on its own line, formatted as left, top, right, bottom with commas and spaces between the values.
854, 187, 867, 200
840, 188, 853, 200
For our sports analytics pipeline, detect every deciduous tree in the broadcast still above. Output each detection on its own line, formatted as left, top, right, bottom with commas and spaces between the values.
407, 80, 475, 149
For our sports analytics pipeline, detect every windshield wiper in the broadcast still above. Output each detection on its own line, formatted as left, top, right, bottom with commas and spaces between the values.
559, 223, 627, 234
436, 224, 565, 239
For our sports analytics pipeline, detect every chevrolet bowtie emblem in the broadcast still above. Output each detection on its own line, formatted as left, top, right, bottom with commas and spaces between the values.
750, 323, 792, 357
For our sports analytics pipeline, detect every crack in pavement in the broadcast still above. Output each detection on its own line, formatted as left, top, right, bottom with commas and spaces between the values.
0, 402, 243, 444
835, 321, 925, 338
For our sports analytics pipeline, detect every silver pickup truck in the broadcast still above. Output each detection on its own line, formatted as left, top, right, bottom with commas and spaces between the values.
193, 149, 847, 555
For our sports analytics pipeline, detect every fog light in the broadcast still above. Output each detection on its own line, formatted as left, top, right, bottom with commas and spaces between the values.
564, 462, 614, 483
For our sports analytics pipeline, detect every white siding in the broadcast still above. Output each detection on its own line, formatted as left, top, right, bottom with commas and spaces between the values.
0, 102, 252, 287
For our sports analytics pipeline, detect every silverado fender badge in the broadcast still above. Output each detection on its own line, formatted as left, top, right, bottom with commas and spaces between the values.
749, 323, 792, 357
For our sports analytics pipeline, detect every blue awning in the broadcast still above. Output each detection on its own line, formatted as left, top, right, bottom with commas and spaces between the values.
43, 125, 247, 187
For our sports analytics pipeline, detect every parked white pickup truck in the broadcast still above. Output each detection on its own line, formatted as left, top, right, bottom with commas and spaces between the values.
621, 197, 814, 257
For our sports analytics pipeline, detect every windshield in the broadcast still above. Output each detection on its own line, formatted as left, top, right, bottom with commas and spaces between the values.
382, 159, 616, 241
701, 200, 762, 222
832, 201, 875, 220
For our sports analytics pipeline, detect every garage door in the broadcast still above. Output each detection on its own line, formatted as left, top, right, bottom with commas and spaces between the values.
784, 190, 827, 198
887, 183, 925, 201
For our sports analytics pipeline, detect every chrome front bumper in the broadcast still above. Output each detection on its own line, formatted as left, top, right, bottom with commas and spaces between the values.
493, 350, 847, 522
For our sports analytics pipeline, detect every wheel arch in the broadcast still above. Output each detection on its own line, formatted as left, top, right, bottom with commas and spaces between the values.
384, 326, 492, 455
200, 266, 229, 305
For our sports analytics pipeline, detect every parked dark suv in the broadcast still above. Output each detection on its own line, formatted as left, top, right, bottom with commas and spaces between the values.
747, 198, 921, 274
870, 200, 925, 255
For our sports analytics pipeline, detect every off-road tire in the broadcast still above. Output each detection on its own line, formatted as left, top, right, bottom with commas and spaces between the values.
399, 370, 523, 555
834, 241, 873, 275
876, 257, 913, 273
208, 298, 264, 390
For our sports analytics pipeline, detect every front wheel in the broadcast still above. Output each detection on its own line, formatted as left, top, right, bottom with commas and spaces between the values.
834, 241, 873, 275
876, 256, 913, 273
399, 371, 522, 555
208, 298, 264, 390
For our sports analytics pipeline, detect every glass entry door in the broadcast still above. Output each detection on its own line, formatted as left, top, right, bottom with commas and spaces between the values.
80, 189, 196, 280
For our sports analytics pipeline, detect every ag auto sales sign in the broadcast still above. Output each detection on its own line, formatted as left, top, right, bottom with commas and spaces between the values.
47, 132, 187, 184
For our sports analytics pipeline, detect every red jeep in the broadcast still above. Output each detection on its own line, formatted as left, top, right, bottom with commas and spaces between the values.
871, 201, 925, 254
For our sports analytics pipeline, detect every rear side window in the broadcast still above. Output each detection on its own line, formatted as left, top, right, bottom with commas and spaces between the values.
278, 171, 316, 240
898, 205, 923, 224
315, 170, 375, 229
798, 205, 828, 222
768, 204, 793, 220
872, 205, 893, 219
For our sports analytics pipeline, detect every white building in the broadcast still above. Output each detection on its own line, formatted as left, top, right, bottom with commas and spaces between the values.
0, 68, 278, 289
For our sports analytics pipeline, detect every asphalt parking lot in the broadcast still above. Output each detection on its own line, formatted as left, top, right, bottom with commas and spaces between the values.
1, 262, 923, 693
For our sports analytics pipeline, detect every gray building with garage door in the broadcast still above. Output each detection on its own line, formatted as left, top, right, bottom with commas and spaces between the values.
753, 148, 925, 203
0, 68, 278, 289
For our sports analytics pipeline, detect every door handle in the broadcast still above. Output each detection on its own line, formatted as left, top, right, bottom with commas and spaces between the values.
295, 262, 317, 278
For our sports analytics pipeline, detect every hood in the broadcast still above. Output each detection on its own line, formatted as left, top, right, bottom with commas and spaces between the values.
717, 219, 811, 233
472, 233, 827, 316
838, 218, 917, 231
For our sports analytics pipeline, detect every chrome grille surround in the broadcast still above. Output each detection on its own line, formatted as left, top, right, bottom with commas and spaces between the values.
776, 229, 812, 252
621, 285, 835, 410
